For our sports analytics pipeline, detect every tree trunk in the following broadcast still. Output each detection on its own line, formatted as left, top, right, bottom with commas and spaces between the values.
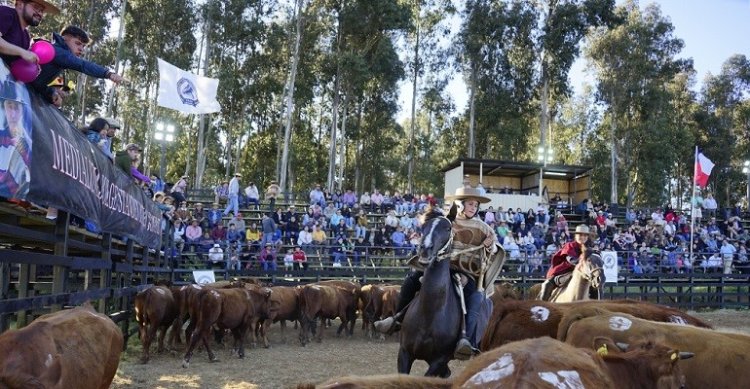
337, 95, 349, 190
279, 0, 305, 195
195, 5, 213, 189
105, 0, 127, 117
407, 16, 420, 194
468, 63, 478, 158
326, 17, 342, 192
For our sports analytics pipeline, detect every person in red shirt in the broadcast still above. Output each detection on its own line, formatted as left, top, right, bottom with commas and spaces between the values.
539, 224, 591, 301
292, 245, 307, 270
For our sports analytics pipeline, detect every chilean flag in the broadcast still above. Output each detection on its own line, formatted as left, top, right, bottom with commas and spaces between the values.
695, 151, 714, 188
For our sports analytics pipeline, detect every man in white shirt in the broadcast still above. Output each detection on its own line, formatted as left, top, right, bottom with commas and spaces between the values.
244, 182, 260, 210
223, 173, 241, 217
703, 193, 718, 219
208, 243, 224, 266
719, 239, 736, 274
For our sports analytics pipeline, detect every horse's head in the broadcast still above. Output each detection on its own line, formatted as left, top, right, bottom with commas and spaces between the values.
578, 252, 605, 289
418, 204, 456, 266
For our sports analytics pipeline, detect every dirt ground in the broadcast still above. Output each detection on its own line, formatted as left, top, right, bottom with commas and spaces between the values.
112, 309, 750, 389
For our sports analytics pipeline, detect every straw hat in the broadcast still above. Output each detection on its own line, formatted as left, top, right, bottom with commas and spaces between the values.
25, 0, 60, 14
445, 186, 491, 204
573, 225, 591, 235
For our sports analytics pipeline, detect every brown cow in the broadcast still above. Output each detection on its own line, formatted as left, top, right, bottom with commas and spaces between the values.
480, 298, 711, 351
182, 285, 272, 367
454, 337, 689, 388
316, 280, 361, 336
262, 285, 300, 343
134, 285, 178, 363
169, 283, 212, 346
242, 283, 274, 348
298, 284, 357, 345
489, 282, 521, 303
558, 307, 750, 389
0, 305, 123, 389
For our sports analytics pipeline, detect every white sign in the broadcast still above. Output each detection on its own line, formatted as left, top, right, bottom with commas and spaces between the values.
192, 270, 215, 285
157, 58, 221, 114
601, 250, 618, 284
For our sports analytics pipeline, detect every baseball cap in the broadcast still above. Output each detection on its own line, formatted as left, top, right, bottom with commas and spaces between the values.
125, 143, 141, 151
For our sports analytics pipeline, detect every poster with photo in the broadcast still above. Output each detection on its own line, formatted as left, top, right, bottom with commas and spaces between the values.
0, 63, 32, 199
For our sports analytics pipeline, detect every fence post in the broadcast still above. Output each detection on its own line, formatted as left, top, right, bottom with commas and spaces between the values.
51, 211, 70, 312
0, 261, 10, 331
99, 233, 112, 313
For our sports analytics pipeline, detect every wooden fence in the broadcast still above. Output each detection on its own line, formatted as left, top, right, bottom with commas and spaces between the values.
1, 204, 749, 339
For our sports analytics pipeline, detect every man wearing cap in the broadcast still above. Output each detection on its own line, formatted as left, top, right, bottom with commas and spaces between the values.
224, 173, 241, 217
309, 184, 325, 208
115, 143, 140, 175
0, 0, 58, 66
208, 243, 224, 267
539, 224, 591, 301
375, 185, 503, 360
29, 25, 125, 107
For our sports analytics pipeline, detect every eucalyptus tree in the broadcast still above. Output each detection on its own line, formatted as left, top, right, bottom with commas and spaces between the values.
458, 0, 538, 159
695, 55, 750, 206
119, 0, 197, 175
586, 0, 692, 206
403, 0, 455, 194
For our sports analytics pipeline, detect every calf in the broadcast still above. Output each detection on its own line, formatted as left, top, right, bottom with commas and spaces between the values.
455, 337, 688, 389
182, 286, 270, 367
480, 298, 711, 351
0, 305, 123, 389
134, 285, 178, 363
558, 307, 750, 389
298, 284, 355, 345
262, 285, 300, 343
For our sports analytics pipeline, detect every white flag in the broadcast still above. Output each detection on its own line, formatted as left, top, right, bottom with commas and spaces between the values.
157, 58, 221, 114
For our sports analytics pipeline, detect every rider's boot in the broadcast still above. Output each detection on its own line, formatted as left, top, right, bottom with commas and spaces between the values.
374, 311, 403, 334
538, 279, 555, 301
454, 337, 477, 361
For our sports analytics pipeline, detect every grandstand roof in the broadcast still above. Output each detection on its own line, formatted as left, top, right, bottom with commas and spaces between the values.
441, 158, 593, 180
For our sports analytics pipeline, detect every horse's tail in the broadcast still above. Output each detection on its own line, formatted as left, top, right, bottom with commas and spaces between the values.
556, 306, 607, 341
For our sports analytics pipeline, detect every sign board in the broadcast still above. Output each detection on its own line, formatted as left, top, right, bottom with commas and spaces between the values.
602, 250, 618, 283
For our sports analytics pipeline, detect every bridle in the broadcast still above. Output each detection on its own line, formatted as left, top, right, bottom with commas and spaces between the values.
577, 254, 603, 288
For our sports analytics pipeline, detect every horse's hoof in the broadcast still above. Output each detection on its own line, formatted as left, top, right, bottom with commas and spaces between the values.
181, 360, 190, 368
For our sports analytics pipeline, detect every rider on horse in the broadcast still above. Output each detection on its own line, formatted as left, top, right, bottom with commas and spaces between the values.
539, 224, 594, 301
374, 185, 502, 360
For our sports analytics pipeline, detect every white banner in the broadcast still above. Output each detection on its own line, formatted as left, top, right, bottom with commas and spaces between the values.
157, 58, 221, 114
602, 250, 618, 283
192, 270, 216, 285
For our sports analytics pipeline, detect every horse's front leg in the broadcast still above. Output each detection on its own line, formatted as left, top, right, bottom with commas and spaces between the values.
397, 347, 414, 374
425, 356, 452, 378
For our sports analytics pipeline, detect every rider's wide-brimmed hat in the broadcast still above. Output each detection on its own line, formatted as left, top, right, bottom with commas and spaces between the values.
23, 0, 61, 14
573, 224, 591, 235
445, 186, 491, 204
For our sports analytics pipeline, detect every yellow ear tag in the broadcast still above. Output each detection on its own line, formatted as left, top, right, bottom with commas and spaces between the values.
671, 352, 678, 361
597, 344, 608, 356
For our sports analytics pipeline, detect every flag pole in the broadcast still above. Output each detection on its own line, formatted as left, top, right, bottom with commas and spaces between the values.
689, 146, 697, 266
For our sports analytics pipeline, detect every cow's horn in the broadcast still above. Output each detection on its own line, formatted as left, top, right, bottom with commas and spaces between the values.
678, 351, 695, 360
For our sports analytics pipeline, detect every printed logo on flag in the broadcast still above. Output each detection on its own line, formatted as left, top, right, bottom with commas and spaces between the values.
177, 78, 199, 107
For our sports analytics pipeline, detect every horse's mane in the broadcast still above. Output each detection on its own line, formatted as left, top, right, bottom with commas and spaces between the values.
420, 206, 444, 225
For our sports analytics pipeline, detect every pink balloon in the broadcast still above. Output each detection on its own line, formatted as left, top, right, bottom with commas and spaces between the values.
10, 59, 41, 83
31, 40, 55, 64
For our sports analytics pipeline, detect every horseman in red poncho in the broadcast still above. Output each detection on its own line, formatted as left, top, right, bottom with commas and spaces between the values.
539, 224, 592, 301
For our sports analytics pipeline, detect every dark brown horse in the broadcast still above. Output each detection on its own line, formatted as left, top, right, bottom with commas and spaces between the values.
397, 206, 461, 377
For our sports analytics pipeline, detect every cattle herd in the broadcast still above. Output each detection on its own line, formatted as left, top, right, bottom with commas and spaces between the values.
0, 280, 748, 388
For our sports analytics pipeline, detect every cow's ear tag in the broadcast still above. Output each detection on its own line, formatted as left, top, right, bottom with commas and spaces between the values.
671, 352, 678, 361
597, 344, 608, 356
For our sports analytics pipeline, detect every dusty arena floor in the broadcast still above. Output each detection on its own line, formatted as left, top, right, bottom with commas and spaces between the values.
112, 309, 750, 389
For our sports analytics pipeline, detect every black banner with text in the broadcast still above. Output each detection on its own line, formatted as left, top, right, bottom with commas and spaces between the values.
0, 63, 161, 248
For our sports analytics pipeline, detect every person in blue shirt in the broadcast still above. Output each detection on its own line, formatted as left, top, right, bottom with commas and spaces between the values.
29, 25, 124, 106
390, 226, 407, 256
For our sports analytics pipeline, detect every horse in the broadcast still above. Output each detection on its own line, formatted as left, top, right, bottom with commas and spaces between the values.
397, 206, 461, 377
529, 252, 605, 302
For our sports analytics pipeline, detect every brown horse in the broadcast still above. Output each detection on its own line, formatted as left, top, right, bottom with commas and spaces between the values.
397, 207, 461, 377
